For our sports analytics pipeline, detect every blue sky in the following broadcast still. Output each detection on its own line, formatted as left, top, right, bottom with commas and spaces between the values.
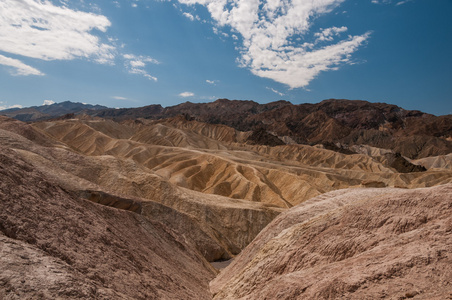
0, 0, 451, 115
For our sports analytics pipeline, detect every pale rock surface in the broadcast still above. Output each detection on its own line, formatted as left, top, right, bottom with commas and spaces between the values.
212, 184, 452, 299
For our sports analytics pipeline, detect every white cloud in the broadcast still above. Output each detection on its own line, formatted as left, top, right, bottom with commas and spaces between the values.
371, 0, 411, 6
112, 96, 128, 100
206, 79, 218, 85
183, 12, 195, 21
0, 0, 159, 80
178, 0, 370, 89
396, 0, 412, 5
0, 104, 23, 111
43, 100, 55, 105
0, 54, 44, 76
123, 54, 159, 81
0, 0, 115, 65
314, 26, 348, 42
266, 87, 285, 97
130, 60, 146, 68
371, 0, 391, 4
179, 92, 195, 97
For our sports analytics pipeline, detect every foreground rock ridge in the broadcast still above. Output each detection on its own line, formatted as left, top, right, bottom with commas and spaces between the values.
0, 98, 451, 299
212, 185, 452, 299
0, 146, 215, 299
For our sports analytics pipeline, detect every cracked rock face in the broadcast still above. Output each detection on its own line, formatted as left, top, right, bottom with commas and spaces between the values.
211, 184, 452, 299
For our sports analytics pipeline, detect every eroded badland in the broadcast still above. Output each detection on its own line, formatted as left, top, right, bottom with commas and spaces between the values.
1, 99, 451, 299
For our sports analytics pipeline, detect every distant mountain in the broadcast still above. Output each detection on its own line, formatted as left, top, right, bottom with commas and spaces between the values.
2, 99, 451, 158
0, 101, 108, 122
89, 98, 452, 159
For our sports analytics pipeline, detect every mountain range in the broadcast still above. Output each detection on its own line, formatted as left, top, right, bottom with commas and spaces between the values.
2, 98, 452, 159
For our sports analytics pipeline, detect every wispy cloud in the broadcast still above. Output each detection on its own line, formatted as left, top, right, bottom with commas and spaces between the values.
266, 87, 285, 97
178, 0, 370, 89
314, 26, 348, 42
179, 92, 195, 97
112, 96, 128, 100
206, 79, 218, 85
43, 100, 55, 105
0, 54, 44, 76
0, 102, 23, 111
183, 12, 195, 21
123, 54, 159, 81
371, 0, 412, 5
396, 0, 413, 5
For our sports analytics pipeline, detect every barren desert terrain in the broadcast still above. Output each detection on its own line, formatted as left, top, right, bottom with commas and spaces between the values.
1, 99, 451, 299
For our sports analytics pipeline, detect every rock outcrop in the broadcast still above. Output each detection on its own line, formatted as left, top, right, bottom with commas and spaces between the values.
211, 184, 452, 299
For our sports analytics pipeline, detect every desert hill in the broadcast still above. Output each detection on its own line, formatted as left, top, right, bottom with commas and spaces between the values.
0, 99, 452, 299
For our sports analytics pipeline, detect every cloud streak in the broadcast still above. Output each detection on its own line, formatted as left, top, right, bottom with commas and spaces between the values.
0, 102, 23, 111
179, 92, 195, 97
206, 79, 218, 85
123, 54, 159, 81
266, 87, 285, 97
0, 54, 44, 76
179, 0, 370, 89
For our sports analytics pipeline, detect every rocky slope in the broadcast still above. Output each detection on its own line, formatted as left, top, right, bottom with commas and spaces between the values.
0, 146, 215, 299
211, 184, 452, 299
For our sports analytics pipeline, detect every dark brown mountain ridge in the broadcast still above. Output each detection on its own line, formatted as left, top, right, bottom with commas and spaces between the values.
93, 98, 451, 159
2, 98, 451, 159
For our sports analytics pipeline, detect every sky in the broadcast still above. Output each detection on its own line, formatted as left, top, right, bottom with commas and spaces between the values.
0, 0, 451, 115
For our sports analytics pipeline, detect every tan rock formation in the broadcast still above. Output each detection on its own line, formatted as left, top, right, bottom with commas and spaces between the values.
211, 184, 452, 299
